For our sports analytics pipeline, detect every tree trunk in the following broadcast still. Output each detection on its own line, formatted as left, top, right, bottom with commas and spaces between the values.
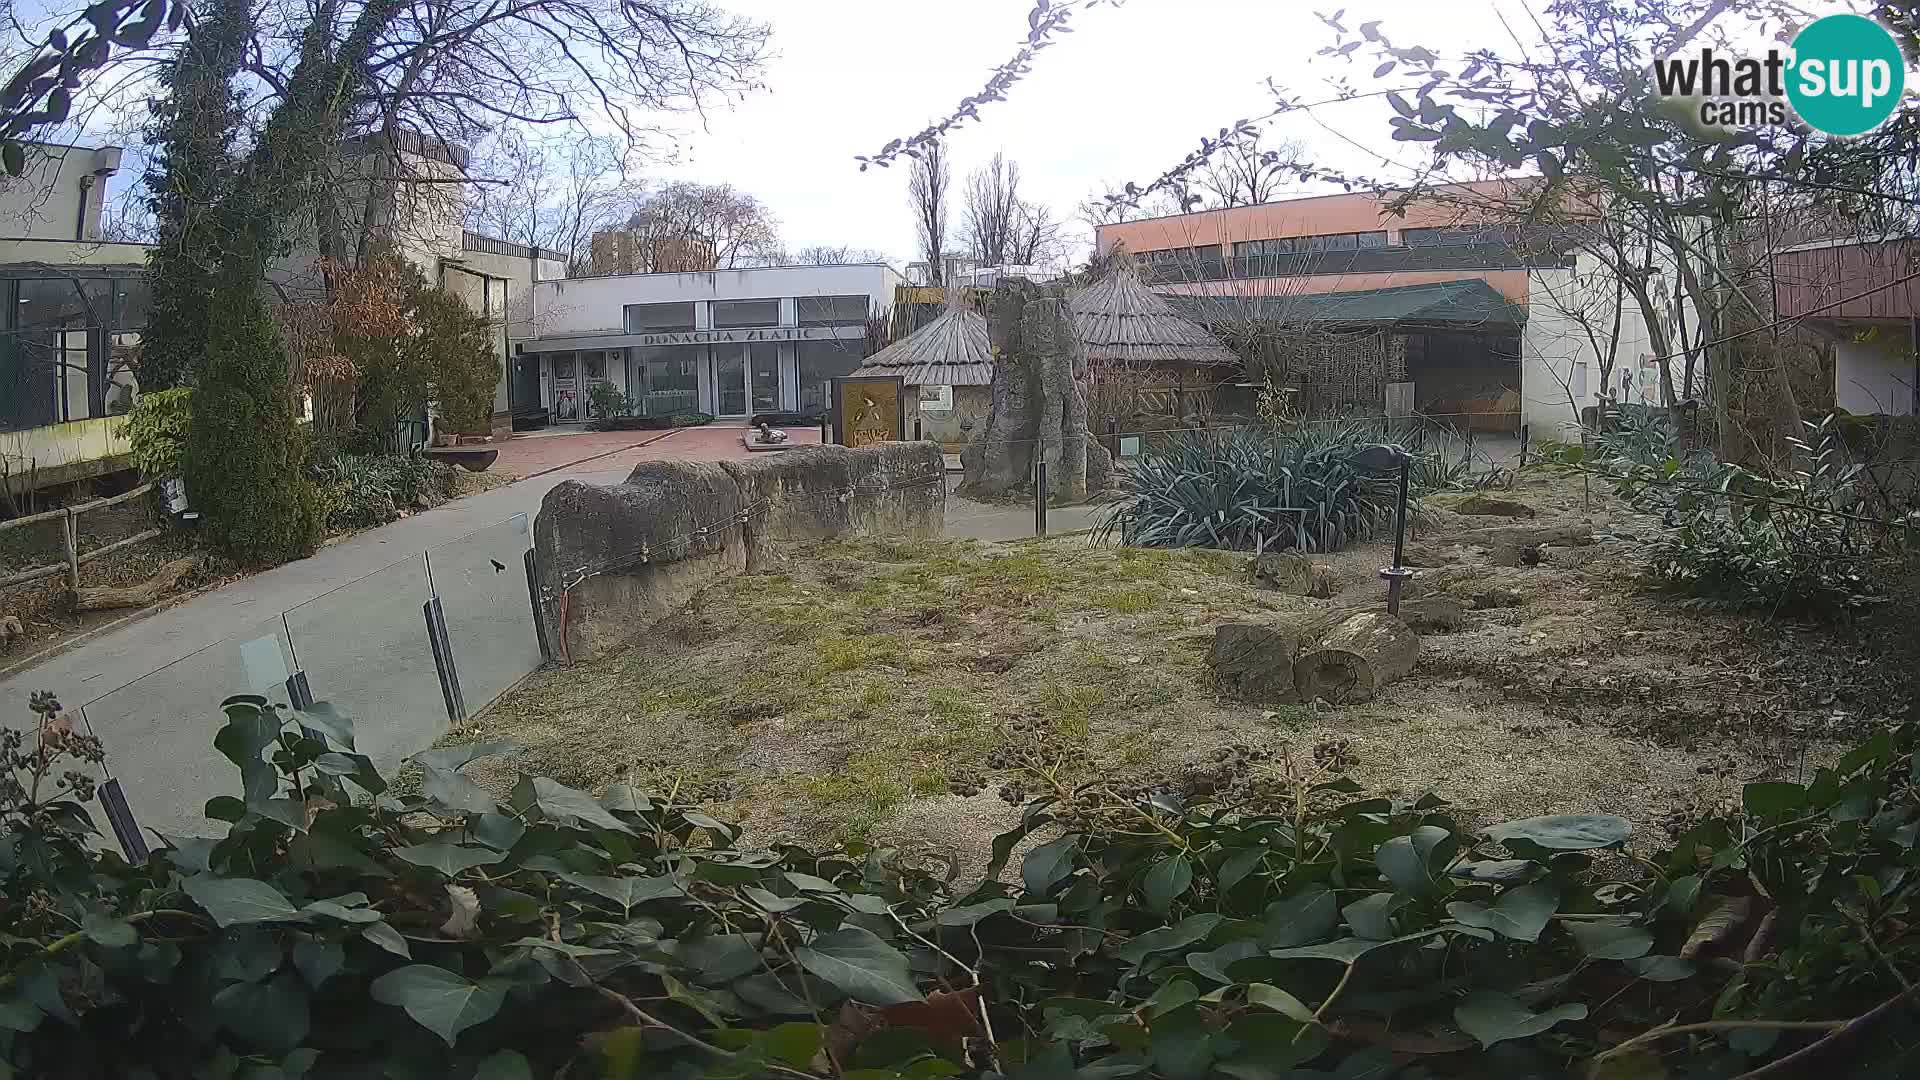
1292, 611, 1419, 705
1207, 614, 1337, 703
962, 282, 1094, 501
72, 556, 199, 612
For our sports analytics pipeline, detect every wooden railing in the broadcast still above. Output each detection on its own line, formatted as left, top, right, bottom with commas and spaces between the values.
0, 482, 158, 589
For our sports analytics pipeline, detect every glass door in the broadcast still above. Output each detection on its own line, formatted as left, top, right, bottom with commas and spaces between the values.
711, 344, 747, 416
748, 343, 780, 415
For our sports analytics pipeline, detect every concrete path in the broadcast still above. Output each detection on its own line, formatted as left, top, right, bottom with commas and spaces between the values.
0, 449, 1080, 836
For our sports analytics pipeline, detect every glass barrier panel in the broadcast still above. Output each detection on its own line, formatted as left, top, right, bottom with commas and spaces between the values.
73, 618, 294, 836
285, 554, 440, 774
427, 514, 542, 718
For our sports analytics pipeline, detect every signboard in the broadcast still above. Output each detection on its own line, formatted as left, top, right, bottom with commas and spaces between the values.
831, 375, 906, 448
628, 325, 844, 347
917, 384, 954, 413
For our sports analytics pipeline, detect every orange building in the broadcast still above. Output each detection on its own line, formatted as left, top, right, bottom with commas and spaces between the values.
1091, 179, 1638, 436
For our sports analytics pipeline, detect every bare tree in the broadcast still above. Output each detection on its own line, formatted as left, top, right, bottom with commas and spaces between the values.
783, 244, 890, 265
584, 180, 780, 273
1195, 131, 1304, 208
961, 151, 1065, 267
464, 130, 639, 267
906, 138, 950, 283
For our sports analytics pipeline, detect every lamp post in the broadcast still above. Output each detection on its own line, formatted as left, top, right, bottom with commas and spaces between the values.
1350, 444, 1414, 616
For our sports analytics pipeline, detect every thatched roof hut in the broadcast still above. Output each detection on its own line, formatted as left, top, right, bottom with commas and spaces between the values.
855, 293, 993, 387
1070, 248, 1240, 368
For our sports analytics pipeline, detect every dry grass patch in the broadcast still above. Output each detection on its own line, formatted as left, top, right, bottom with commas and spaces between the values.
462, 471, 1903, 866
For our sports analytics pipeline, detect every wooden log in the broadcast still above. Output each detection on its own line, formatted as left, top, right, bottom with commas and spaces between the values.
1207, 614, 1336, 704
0, 562, 66, 588
71, 555, 198, 612
1292, 611, 1419, 705
76, 528, 164, 567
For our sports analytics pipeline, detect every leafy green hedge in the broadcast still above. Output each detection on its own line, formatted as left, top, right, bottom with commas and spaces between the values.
312, 453, 451, 530
121, 387, 194, 479
2, 690, 1915, 1078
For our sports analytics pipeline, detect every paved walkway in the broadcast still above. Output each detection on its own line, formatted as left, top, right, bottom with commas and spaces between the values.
493, 424, 824, 478
0, 444, 1082, 836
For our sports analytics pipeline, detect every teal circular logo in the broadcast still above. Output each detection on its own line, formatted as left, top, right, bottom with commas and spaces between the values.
1787, 14, 1906, 136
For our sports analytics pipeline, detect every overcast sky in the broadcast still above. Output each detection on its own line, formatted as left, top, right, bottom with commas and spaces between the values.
638, 0, 1866, 266
644, 0, 1499, 264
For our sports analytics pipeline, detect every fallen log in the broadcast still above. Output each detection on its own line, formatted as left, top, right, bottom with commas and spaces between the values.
71, 555, 198, 612
1207, 615, 1336, 704
1292, 611, 1419, 705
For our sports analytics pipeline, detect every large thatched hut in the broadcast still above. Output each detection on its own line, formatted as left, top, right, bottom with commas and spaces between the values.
853, 292, 993, 445
1069, 249, 1242, 426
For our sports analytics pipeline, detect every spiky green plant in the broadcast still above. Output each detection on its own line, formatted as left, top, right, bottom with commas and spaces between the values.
1096, 421, 1465, 553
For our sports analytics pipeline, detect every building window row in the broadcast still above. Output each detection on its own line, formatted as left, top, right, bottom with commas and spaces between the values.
623, 294, 870, 335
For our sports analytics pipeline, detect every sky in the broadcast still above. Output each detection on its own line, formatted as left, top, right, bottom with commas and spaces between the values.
634, 0, 1552, 264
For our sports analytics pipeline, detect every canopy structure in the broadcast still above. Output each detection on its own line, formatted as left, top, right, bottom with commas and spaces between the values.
855, 290, 994, 386
1069, 248, 1241, 367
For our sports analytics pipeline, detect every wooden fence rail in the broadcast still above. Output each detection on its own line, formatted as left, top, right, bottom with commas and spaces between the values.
0, 482, 158, 590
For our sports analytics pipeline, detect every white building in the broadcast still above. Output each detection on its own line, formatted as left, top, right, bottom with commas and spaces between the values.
515, 264, 904, 423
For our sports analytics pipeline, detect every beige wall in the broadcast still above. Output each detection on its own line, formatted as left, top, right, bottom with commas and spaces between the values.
0, 144, 122, 242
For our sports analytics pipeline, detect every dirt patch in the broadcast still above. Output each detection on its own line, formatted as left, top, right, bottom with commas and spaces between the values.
460, 470, 1905, 872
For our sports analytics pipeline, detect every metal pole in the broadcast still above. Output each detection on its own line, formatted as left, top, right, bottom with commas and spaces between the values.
820, 414, 831, 446
423, 595, 466, 724
914, 416, 923, 441
1035, 458, 1048, 537
1106, 417, 1119, 459
1380, 459, 1412, 616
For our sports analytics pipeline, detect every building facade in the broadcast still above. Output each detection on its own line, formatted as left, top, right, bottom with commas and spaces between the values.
1773, 235, 1917, 417
1093, 180, 1652, 436
515, 264, 902, 422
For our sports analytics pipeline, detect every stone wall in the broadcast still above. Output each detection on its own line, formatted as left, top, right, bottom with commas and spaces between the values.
532, 441, 945, 663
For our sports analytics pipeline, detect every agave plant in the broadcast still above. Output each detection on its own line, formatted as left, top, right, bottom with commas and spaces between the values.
1095, 422, 1463, 553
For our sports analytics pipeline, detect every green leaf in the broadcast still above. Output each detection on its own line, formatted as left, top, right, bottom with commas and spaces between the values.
1453, 990, 1586, 1047
81, 912, 137, 948
361, 921, 411, 958
1742, 782, 1806, 819
1022, 835, 1079, 896
936, 898, 1015, 926
1186, 940, 1259, 984
600, 784, 654, 814
292, 939, 344, 989
186, 876, 300, 927
470, 812, 525, 851
1375, 825, 1455, 894
213, 973, 309, 1053
762, 1022, 825, 1068
300, 896, 382, 924
1218, 846, 1266, 893
1566, 922, 1654, 960
1142, 855, 1193, 914
1149, 1002, 1214, 1080
1343, 893, 1404, 940
523, 776, 634, 834
419, 764, 499, 815
291, 703, 356, 751
214, 703, 282, 804
1245, 983, 1315, 1023
1116, 913, 1224, 965
474, 1050, 533, 1080
370, 964, 508, 1046
1485, 815, 1630, 851
1445, 883, 1559, 943
393, 841, 504, 877
794, 926, 923, 1005
1624, 955, 1697, 982
560, 873, 683, 913
1261, 886, 1338, 948
1267, 937, 1387, 964
664, 933, 764, 986
411, 742, 521, 772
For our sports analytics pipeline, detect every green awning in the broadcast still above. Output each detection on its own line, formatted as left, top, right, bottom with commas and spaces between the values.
1165, 279, 1526, 329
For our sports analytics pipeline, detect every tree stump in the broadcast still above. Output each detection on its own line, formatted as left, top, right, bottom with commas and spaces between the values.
1292, 612, 1419, 705
72, 555, 199, 612
1251, 552, 1334, 598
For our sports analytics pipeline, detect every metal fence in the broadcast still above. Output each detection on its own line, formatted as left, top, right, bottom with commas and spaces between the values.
65, 512, 546, 841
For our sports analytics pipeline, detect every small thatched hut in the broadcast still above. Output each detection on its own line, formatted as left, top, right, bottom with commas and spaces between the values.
854, 291, 993, 445
1070, 248, 1242, 425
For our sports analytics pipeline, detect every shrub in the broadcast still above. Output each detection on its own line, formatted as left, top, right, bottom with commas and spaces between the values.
1592, 412, 1885, 615
413, 286, 500, 435
1097, 421, 1462, 552
185, 286, 325, 565
312, 452, 450, 530
588, 383, 632, 420
4, 689, 1916, 1077
121, 386, 193, 478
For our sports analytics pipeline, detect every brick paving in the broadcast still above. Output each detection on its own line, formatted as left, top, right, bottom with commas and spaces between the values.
491, 423, 825, 478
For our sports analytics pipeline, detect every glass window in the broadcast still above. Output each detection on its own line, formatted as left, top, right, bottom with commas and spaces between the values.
711, 298, 781, 328
796, 340, 861, 417
1357, 231, 1388, 249
624, 302, 695, 333
796, 295, 870, 326
631, 346, 699, 417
